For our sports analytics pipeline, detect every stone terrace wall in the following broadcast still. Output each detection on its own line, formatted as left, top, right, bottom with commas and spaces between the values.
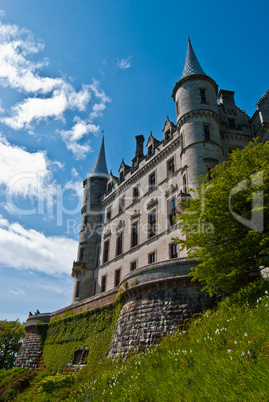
14, 314, 51, 369
109, 279, 212, 357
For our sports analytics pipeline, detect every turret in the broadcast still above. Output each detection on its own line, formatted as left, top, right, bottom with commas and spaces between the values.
72, 137, 108, 303
172, 38, 224, 189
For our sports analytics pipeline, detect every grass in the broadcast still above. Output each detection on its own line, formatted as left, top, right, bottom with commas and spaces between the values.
2, 280, 269, 401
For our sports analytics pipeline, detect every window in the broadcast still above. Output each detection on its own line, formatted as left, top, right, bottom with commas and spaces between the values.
80, 248, 85, 261
167, 158, 175, 175
114, 269, 121, 287
119, 171, 124, 182
204, 125, 210, 141
119, 197, 124, 214
165, 130, 171, 141
99, 213, 103, 224
133, 186, 139, 201
148, 211, 157, 238
228, 118, 235, 128
76, 281, 81, 298
84, 216, 88, 226
106, 207, 111, 222
93, 280, 97, 296
107, 182, 112, 193
148, 252, 156, 264
103, 240, 110, 263
116, 232, 123, 256
101, 275, 107, 292
131, 222, 138, 247
200, 89, 206, 104
148, 145, 153, 156
130, 261, 137, 271
95, 246, 100, 267
149, 172, 156, 189
170, 243, 178, 259
168, 198, 176, 226
183, 174, 187, 193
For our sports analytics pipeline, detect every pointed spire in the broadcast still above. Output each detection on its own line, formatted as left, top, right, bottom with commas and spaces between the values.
89, 137, 108, 178
180, 37, 206, 79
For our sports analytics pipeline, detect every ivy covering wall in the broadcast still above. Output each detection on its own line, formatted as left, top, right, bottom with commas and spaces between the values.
38, 294, 125, 373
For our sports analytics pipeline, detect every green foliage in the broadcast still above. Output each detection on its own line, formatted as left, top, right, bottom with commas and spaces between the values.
0, 368, 34, 400
11, 280, 269, 401
42, 295, 125, 373
175, 139, 269, 296
0, 320, 25, 370
38, 374, 74, 393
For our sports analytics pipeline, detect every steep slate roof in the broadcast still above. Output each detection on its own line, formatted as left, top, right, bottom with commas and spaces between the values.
180, 37, 206, 79
89, 137, 108, 178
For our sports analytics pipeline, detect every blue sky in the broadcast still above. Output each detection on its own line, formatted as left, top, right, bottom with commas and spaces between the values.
0, 0, 268, 322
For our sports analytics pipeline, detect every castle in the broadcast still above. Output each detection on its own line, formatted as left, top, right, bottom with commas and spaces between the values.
15, 38, 269, 365
71, 37, 268, 305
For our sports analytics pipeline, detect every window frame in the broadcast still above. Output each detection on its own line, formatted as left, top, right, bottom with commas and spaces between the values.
131, 221, 138, 248
200, 89, 206, 104
116, 231, 123, 256
101, 275, 107, 292
103, 239, 110, 263
130, 260, 137, 271
204, 124, 210, 141
114, 268, 121, 287
170, 243, 178, 259
149, 172, 156, 189
168, 198, 177, 226
148, 210, 157, 238
148, 251, 156, 264
167, 157, 175, 176
80, 247, 85, 261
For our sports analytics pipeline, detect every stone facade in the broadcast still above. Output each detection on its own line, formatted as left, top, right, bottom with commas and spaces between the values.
71, 38, 268, 304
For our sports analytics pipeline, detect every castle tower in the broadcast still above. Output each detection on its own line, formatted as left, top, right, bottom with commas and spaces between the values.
172, 38, 224, 190
71, 137, 108, 303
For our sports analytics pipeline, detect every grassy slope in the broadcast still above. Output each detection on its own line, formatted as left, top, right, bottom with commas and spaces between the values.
2, 280, 269, 401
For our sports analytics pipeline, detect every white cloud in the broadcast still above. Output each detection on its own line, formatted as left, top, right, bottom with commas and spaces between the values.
0, 10, 5, 18
9, 287, 25, 296
0, 134, 50, 199
116, 56, 132, 70
0, 21, 110, 158
0, 216, 77, 276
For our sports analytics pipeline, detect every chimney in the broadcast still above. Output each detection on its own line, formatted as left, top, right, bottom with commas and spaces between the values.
135, 135, 145, 158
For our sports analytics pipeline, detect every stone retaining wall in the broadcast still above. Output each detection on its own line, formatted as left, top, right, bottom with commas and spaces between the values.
109, 278, 212, 357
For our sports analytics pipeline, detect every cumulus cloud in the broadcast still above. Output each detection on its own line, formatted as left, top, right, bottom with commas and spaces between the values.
0, 134, 50, 199
0, 216, 77, 276
0, 21, 110, 157
116, 56, 132, 70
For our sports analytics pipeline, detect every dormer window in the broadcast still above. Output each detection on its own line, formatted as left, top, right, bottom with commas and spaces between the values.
165, 130, 171, 141
107, 182, 112, 194
119, 197, 124, 214
119, 171, 124, 182
148, 145, 153, 156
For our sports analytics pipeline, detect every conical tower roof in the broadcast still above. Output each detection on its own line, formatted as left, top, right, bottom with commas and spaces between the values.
180, 37, 206, 79
89, 137, 108, 178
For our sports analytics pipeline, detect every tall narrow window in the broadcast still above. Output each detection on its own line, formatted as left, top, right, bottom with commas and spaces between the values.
167, 158, 175, 175
116, 232, 123, 256
168, 198, 176, 226
148, 211, 157, 238
93, 280, 97, 296
200, 89, 206, 104
84, 216, 89, 227
106, 207, 111, 222
130, 261, 137, 271
183, 174, 187, 193
103, 240, 110, 263
133, 186, 139, 201
95, 246, 100, 267
101, 275, 107, 292
149, 172, 156, 189
148, 145, 153, 156
80, 248, 85, 261
204, 125, 210, 141
119, 197, 124, 214
131, 222, 138, 247
170, 243, 178, 259
76, 281, 81, 297
119, 171, 124, 182
148, 252, 156, 264
114, 269, 121, 287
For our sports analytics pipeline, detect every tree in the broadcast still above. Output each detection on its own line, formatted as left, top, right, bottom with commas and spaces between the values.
0, 320, 25, 369
175, 139, 269, 296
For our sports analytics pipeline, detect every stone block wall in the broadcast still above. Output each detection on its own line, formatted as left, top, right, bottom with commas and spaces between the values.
109, 280, 212, 357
